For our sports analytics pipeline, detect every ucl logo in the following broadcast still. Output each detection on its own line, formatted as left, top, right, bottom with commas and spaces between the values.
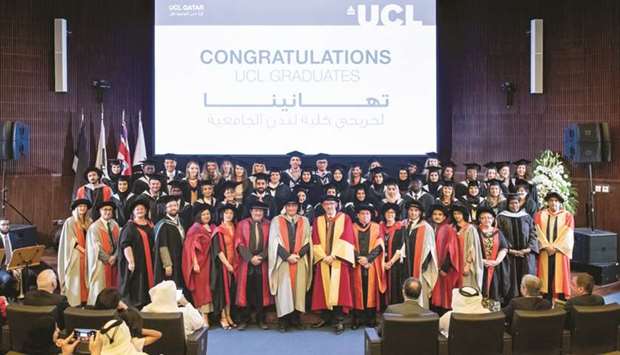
347, 4, 418, 26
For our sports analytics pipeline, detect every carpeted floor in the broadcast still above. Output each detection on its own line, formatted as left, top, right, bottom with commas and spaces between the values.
207, 326, 365, 355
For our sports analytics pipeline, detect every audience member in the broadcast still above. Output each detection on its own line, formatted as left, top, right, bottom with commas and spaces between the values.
23, 269, 70, 329
141, 280, 205, 335
377, 277, 429, 336
501, 274, 551, 328
439, 286, 490, 336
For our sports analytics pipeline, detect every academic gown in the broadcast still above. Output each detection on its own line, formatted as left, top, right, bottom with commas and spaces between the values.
267, 183, 290, 213
112, 192, 133, 227
310, 212, 355, 312
268, 215, 313, 317
480, 197, 507, 216
380, 221, 403, 306
152, 216, 186, 290
76, 184, 113, 220
431, 222, 462, 309
352, 222, 386, 311
180, 178, 201, 205
243, 191, 278, 220
182, 223, 215, 310
118, 221, 155, 308
455, 223, 484, 291
234, 218, 273, 308
131, 175, 151, 195
211, 223, 237, 315
497, 210, 539, 299
86, 219, 120, 305
534, 209, 574, 298
402, 191, 435, 219
58, 217, 90, 306
479, 228, 511, 304
398, 219, 438, 309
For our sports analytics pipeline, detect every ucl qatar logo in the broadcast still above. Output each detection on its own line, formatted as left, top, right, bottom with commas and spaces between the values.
347, 4, 418, 26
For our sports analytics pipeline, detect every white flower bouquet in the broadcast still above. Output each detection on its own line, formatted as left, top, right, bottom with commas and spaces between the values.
532, 150, 579, 213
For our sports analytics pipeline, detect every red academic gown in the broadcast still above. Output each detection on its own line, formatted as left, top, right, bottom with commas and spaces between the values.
352, 223, 386, 310
96, 222, 120, 288
234, 218, 273, 307
431, 222, 462, 309
310, 212, 355, 313
182, 223, 215, 308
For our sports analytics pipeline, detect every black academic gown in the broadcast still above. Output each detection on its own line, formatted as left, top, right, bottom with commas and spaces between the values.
267, 183, 290, 213
152, 216, 186, 290
479, 228, 511, 305
458, 195, 484, 222
112, 192, 133, 227
118, 222, 154, 308
402, 191, 435, 219
243, 191, 278, 220
496, 211, 539, 300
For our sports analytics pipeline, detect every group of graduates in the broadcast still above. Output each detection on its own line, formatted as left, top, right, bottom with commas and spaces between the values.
57, 152, 574, 334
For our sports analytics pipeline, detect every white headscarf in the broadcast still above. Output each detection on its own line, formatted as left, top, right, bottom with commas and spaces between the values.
450, 286, 489, 314
99, 320, 146, 355
142, 280, 180, 313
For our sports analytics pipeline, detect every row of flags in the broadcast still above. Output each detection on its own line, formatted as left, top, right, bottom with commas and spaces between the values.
73, 109, 147, 191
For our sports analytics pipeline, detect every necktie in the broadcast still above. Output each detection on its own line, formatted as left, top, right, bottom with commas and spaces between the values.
3, 234, 12, 265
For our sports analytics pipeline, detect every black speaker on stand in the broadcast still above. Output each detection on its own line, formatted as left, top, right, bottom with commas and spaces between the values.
0, 121, 32, 224
563, 122, 618, 285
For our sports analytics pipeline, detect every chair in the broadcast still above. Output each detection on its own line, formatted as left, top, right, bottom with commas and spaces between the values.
63, 307, 117, 334
142, 311, 208, 355
5, 304, 56, 353
441, 312, 511, 355
511, 308, 567, 355
364, 312, 439, 355
569, 303, 620, 355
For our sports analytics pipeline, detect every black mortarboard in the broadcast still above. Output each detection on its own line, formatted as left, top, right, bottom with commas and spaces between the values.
286, 150, 305, 157
476, 206, 496, 219
505, 193, 521, 202
248, 200, 269, 210
352, 183, 368, 193
301, 165, 314, 173
486, 179, 503, 186
381, 202, 400, 215
108, 159, 121, 165
163, 153, 177, 161
483, 162, 497, 170
349, 161, 362, 169
252, 158, 266, 165
451, 203, 470, 221
129, 197, 150, 212
384, 177, 398, 186
464, 163, 482, 171
330, 163, 347, 172
429, 204, 449, 216
513, 178, 530, 190
292, 186, 308, 195
71, 198, 92, 210
269, 167, 282, 174
323, 182, 337, 192
199, 179, 214, 187
284, 195, 300, 205
405, 200, 424, 212
426, 152, 440, 159
320, 195, 339, 204
355, 203, 375, 214
443, 161, 457, 168
117, 175, 130, 182
370, 166, 385, 174
410, 174, 426, 182
221, 181, 237, 191
157, 195, 179, 205
192, 203, 213, 219
132, 165, 143, 173
94, 200, 116, 211
544, 191, 564, 203
441, 180, 454, 187
168, 180, 184, 189
252, 172, 269, 182
84, 166, 103, 181
141, 159, 157, 167
427, 166, 442, 173
496, 161, 510, 169
512, 159, 531, 166
314, 153, 329, 161
217, 203, 237, 213
468, 180, 480, 188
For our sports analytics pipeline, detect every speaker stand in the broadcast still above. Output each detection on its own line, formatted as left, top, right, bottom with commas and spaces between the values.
583, 163, 597, 231
0, 160, 33, 224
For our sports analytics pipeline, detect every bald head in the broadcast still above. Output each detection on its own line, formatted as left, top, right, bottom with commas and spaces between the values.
37, 269, 57, 293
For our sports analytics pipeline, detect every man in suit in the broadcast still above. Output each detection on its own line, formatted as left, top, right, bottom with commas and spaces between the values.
0, 217, 18, 299
502, 274, 552, 328
564, 273, 605, 328
23, 269, 69, 329
377, 277, 428, 336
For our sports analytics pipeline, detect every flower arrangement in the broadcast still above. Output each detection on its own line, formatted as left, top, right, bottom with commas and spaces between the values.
531, 150, 579, 213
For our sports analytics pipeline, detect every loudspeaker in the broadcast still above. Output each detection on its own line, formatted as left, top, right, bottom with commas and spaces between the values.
563, 122, 612, 163
530, 19, 543, 94
572, 228, 618, 264
54, 18, 68, 92
0, 121, 30, 161
571, 261, 620, 285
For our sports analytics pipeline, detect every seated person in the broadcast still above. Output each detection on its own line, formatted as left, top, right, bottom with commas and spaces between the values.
439, 287, 490, 336
141, 280, 205, 335
89, 319, 148, 355
23, 269, 69, 329
563, 273, 605, 328
502, 274, 551, 329
93, 288, 161, 351
377, 277, 430, 336
21, 314, 79, 355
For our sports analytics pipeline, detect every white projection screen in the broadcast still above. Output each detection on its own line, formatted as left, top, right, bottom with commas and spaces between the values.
154, 0, 437, 155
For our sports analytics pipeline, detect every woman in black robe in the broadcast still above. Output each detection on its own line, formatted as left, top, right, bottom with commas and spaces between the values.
476, 207, 511, 308
118, 198, 155, 308
496, 194, 539, 300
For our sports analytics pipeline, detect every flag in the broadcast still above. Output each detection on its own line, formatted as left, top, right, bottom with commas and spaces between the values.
117, 110, 132, 175
133, 110, 147, 166
95, 109, 108, 178
73, 110, 92, 195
